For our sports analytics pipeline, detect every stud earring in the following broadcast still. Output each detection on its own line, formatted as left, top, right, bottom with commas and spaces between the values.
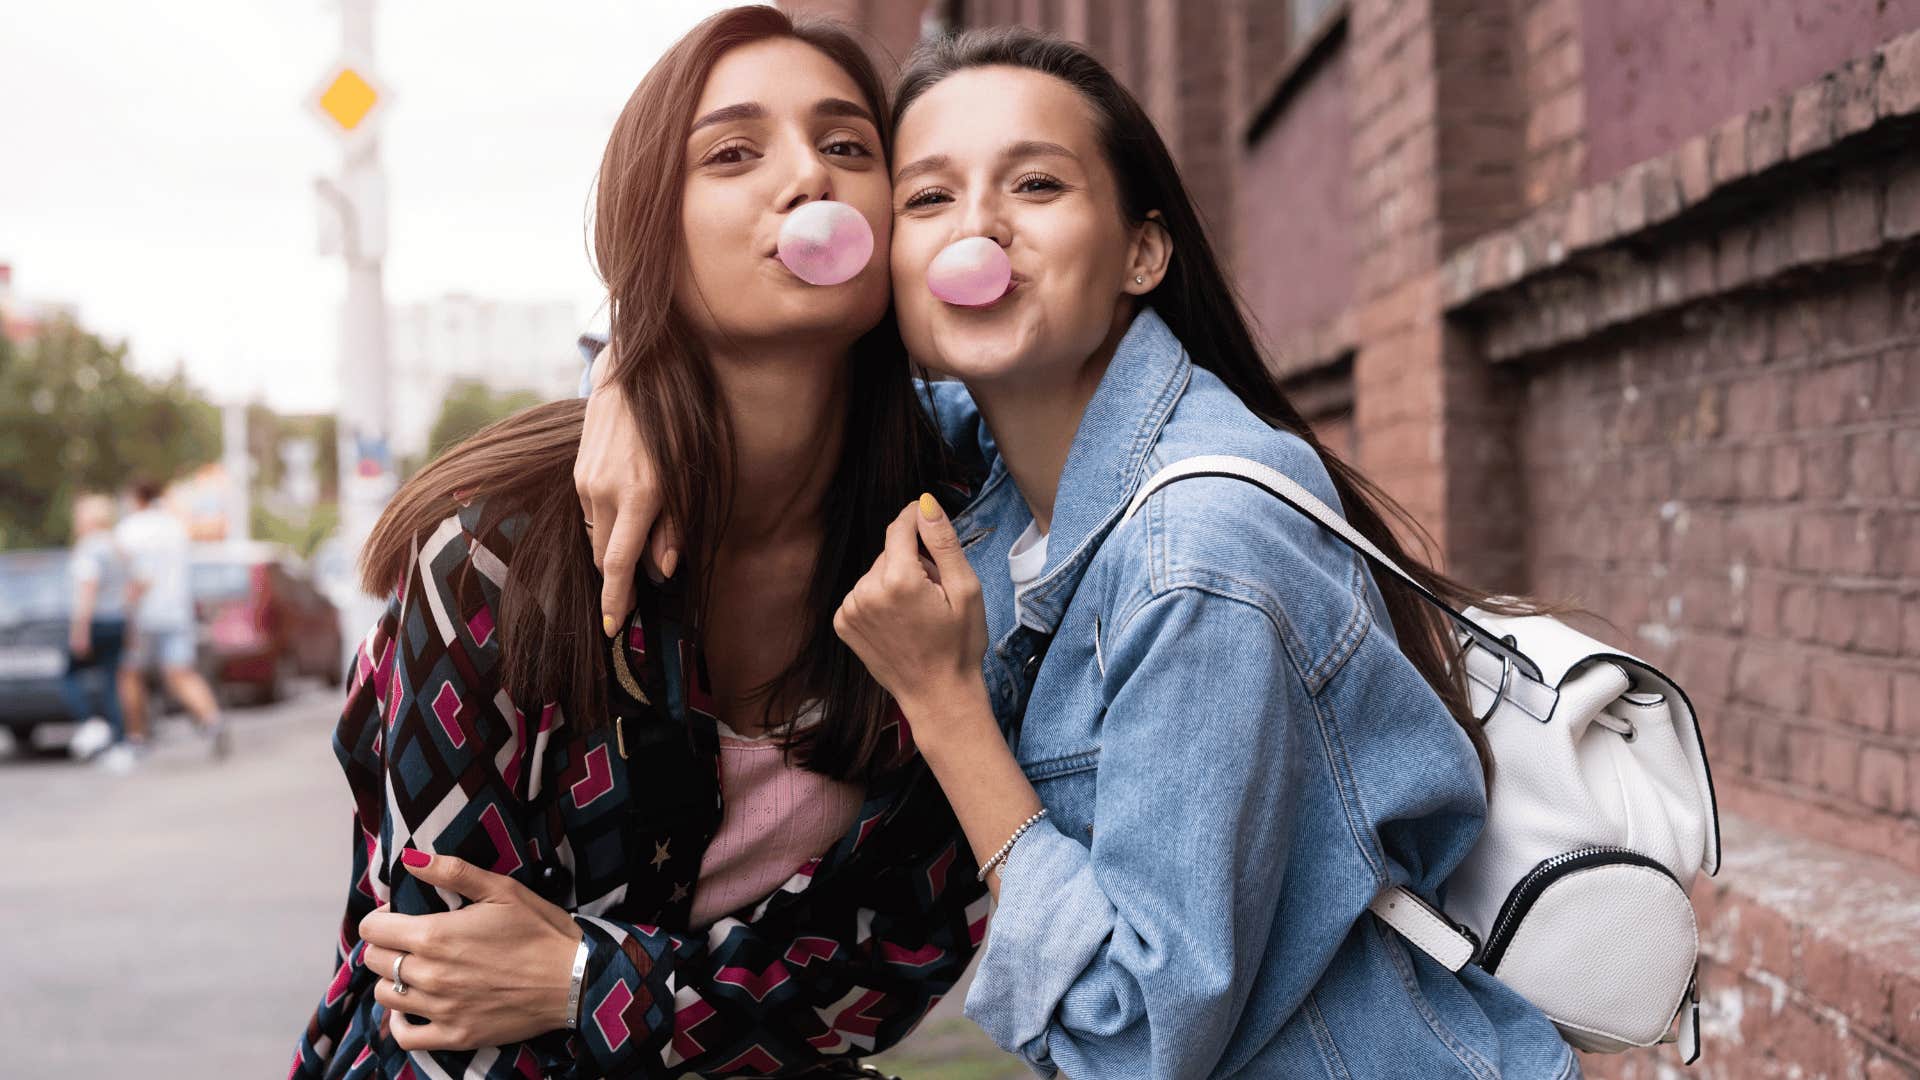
1135, 275, 1145, 284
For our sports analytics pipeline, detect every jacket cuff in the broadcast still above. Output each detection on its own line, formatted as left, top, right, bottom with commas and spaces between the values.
567, 915, 672, 1078
964, 824, 1107, 1071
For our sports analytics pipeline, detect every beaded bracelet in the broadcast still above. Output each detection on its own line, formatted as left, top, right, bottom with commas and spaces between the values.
977, 808, 1049, 882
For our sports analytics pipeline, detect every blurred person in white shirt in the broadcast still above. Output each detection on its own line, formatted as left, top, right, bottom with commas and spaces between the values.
63, 493, 130, 766
115, 476, 229, 760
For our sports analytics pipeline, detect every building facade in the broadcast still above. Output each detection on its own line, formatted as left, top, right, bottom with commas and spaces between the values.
783, 1, 1920, 1075
385, 293, 579, 460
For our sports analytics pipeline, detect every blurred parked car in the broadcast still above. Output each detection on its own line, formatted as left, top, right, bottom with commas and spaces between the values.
190, 542, 344, 705
0, 549, 79, 747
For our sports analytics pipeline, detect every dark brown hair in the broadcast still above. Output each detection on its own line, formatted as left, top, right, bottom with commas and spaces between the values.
896, 28, 1532, 782
363, 6, 947, 781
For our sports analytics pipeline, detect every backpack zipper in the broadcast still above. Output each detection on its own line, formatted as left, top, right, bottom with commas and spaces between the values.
1480, 846, 1681, 973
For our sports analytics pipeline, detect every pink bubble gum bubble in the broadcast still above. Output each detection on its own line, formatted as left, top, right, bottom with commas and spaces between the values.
776, 201, 874, 286
927, 237, 1012, 306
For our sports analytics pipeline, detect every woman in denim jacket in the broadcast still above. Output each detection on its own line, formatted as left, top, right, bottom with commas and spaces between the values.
826, 31, 1579, 1080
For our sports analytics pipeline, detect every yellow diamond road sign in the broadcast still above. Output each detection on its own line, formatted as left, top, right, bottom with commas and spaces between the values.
309, 60, 389, 141
319, 68, 379, 131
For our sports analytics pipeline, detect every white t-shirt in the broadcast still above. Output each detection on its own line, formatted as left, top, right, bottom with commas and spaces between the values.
1008, 519, 1049, 623
69, 531, 131, 620
115, 507, 194, 630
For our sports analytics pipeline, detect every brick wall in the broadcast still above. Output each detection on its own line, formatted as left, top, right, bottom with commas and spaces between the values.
1516, 0, 1585, 210
784, 1, 1920, 1072
1239, 45, 1357, 341
1582, 0, 1920, 182
1520, 262, 1920, 847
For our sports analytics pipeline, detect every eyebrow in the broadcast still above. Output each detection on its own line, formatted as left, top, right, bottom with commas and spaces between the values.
688, 97, 876, 136
893, 140, 1081, 186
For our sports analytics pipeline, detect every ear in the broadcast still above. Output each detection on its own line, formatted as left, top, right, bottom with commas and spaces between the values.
1124, 210, 1173, 295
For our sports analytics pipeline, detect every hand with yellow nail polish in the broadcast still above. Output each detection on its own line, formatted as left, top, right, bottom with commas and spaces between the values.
832, 495, 989, 747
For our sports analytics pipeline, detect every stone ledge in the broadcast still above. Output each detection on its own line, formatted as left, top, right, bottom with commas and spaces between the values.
1591, 811, 1920, 1079
1439, 28, 1920, 362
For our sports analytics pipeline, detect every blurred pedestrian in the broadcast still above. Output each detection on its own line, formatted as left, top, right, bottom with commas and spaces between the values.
115, 476, 229, 760
63, 493, 131, 769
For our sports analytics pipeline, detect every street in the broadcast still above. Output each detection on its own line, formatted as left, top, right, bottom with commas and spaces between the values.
0, 683, 352, 1077
0, 684, 1021, 1079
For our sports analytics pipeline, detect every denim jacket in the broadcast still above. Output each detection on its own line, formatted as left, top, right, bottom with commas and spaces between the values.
925, 309, 1577, 1079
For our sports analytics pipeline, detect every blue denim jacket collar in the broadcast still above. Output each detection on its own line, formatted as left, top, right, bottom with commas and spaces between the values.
963, 306, 1190, 636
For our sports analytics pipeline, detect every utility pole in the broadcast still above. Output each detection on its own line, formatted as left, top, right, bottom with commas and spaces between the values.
221, 401, 251, 543
310, 0, 393, 666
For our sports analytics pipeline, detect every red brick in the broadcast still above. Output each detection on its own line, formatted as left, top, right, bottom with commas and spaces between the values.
1751, 717, 1793, 780
1799, 930, 1896, 1034
1878, 32, 1920, 119
1854, 591, 1904, 656
1771, 443, 1806, 500
1835, 174, 1885, 256
1735, 645, 1809, 712
1729, 510, 1796, 569
1747, 100, 1788, 173
1710, 112, 1749, 186
1790, 77, 1838, 158
1896, 430, 1920, 497
1821, 733, 1861, 796
1784, 585, 1822, 643
1889, 158, 1920, 240
1896, 673, 1920, 738
1866, 1054, 1920, 1080
1851, 431, 1896, 497
1803, 437, 1851, 500
1676, 133, 1713, 205
1790, 191, 1835, 265
1789, 725, 1828, 789
1860, 746, 1910, 814
1836, 54, 1882, 138
1884, 348, 1920, 413
1812, 659, 1893, 732
1900, 971, 1920, 1051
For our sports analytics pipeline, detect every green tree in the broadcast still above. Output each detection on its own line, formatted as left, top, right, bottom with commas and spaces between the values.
0, 318, 220, 550
425, 379, 546, 464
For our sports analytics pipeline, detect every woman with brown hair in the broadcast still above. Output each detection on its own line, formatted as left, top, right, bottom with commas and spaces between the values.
580, 25, 1579, 1080
288, 9, 985, 1078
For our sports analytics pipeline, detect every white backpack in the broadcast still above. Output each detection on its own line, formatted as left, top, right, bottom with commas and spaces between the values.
1123, 456, 1722, 1064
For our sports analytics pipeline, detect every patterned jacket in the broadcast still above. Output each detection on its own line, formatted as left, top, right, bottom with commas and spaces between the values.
289, 496, 989, 1079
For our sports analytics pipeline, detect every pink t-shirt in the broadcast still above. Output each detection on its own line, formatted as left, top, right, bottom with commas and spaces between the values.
689, 705, 866, 928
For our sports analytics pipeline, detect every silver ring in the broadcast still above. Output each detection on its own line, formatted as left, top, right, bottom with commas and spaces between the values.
391, 952, 409, 995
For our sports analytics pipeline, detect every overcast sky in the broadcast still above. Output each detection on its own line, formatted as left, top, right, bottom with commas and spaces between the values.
0, 0, 735, 411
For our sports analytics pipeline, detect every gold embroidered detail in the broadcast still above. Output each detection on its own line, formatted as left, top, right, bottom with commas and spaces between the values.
610, 630, 651, 706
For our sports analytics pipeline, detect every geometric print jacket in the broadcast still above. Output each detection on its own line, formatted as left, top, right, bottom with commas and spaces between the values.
289, 496, 989, 1079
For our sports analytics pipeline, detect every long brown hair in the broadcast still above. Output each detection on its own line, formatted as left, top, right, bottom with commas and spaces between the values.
896, 28, 1526, 783
363, 7, 948, 781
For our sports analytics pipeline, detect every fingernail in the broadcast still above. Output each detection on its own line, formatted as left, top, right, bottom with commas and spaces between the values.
603, 614, 617, 637
401, 849, 431, 869
661, 550, 679, 579
919, 493, 941, 521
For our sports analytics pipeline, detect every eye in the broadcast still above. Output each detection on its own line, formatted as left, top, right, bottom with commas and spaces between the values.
821, 137, 873, 159
1014, 171, 1064, 195
903, 187, 951, 209
701, 140, 757, 167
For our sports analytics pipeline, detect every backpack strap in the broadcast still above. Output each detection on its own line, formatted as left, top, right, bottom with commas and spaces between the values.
1120, 454, 1538, 680
1120, 454, 1500, 970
